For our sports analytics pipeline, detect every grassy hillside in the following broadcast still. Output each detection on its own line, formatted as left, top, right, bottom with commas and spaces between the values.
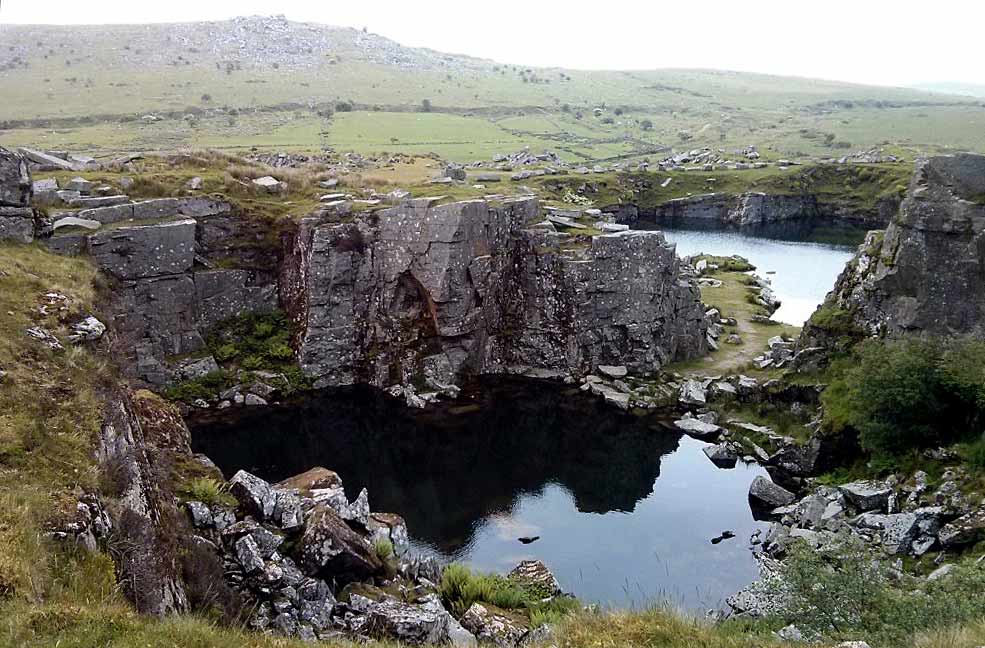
1, 17, 984, 161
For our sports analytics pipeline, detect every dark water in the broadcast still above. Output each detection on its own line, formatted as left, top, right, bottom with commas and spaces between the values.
641, 223, 866, 326
188, 378, 768, 610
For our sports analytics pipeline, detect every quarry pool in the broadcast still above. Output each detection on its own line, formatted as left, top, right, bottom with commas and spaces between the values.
189, 378, 769, 611
658, 226, 865, 326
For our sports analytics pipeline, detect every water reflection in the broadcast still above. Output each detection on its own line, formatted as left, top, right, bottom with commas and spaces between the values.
189, 377, 768, 609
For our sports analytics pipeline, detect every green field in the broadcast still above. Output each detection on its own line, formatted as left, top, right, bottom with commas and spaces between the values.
1, 18, 983, 162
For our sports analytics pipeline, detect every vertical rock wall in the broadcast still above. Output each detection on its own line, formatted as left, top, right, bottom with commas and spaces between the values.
800, 153, 985, 348
286, 197, 708, 389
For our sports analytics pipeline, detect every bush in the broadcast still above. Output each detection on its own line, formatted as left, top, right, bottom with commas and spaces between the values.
779, 535, 985, 645
822, 337, 985, 460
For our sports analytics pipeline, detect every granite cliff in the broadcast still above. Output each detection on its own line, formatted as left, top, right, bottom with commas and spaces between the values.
284, 197, 708, 390
0, 146, 708, 392
800, 153, 985, 350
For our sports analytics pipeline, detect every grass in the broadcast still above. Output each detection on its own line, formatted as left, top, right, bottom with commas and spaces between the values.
666, 269, 800, 376
372, 538, 394, 562
2, 20, 984, 161
176, 477, 235, 508
438, 564, 579, 625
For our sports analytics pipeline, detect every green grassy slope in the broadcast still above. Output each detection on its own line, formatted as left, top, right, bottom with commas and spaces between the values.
1, 17, 983, 161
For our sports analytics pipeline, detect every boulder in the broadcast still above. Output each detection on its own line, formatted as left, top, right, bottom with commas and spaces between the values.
703, 443, 738, 468
352, 593, 471, 645
838, 481, 892, 512
67, 316, 107, 343
460, 602, 528, 648
277, 466, 344, 492
597, 365, 628, 379
749, 475, 796, 510
679, 379, 707, 406
1, 147, 32, 207
17, 147, 73, 171
367, 512, 409, 552
297, 504, 383, 581
674, 417, 722, 441
938, 508, 985, 547
186, 501, 213, 528
64, 177, 95, 194
252, 176, 285, 193
507, 560, 562, 596
235, 535, 265, 573
229, 470, 277, 521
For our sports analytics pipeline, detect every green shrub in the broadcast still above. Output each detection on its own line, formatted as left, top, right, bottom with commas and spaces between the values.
163, 370, 234, 403
823, 337, 985, 462
961, 437, 985, 472
779, 535, 985, 645
809, 303, 860, 335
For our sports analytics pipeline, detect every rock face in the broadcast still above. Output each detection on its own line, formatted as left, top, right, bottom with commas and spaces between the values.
801, 154, 985, 346
613, 190, 897, 232
96, 390, 198, 617
0, 146, 36, 243
285, 197, 707, 389
59, 206, 280, 386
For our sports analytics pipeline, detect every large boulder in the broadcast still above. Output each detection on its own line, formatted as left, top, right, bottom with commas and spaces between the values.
297, 504, 383, 581
749, 475, 796, 510
507, 560, 562, 597
674, 417, 722, 441
350, 593, 474, 646
229, 470, 277, 521
838, 481, 892, 512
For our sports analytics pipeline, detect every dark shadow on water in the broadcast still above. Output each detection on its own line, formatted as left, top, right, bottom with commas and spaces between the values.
188, 377, 683, 554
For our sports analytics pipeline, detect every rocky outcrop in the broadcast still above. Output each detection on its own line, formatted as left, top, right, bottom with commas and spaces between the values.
800, 154, 985, 349
0, 146, 37, 243
55, 208, 280, 386
97, 390, 200, 617
611, 191, 897, 232
285, 197, 708, 390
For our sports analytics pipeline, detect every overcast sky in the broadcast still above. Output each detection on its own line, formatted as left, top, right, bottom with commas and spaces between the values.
1, 0, 980, 87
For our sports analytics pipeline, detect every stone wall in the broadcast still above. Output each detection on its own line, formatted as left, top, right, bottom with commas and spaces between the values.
286, 197, 708, 389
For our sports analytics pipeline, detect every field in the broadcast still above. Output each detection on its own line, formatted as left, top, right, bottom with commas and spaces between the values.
1, 18, 984, 162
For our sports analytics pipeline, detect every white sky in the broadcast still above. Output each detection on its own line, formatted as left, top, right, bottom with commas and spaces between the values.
1, 0, 980, 87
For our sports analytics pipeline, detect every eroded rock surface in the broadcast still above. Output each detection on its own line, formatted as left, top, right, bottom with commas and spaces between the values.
801, 154, 985, 350
286, 197, 707, 389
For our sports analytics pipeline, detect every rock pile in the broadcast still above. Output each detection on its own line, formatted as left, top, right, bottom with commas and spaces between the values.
186, 466, 560, 645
